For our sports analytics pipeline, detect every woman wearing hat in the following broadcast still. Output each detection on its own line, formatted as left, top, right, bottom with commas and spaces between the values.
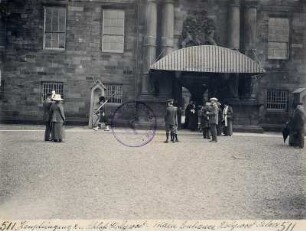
50, 94, 65, 142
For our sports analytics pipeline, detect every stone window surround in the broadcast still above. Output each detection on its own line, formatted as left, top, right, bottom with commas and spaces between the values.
43, 5, 67, 51
101, 8, 125, 53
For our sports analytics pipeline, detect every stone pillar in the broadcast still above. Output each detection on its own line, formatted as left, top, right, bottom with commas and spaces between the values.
228, 0, 240, 50
142, 0, 157, 95
161, 0, 174, 56
244, 0, 258, 99
228, 0, 241, 101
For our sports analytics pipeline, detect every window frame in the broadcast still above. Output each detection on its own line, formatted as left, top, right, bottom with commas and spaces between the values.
43, 6, 67, 51
267, 17, 290, 60
101, 9, 125, 53
104, 84, 123, 104
41, 81, 64, 102
266, 89, 289, 112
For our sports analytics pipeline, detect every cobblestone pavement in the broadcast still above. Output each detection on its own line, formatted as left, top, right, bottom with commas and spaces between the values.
0, 125, 305, 219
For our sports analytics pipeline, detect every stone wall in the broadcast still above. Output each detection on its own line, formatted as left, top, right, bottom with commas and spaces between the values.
0, 0, 138, 123
256, 0, 306, 125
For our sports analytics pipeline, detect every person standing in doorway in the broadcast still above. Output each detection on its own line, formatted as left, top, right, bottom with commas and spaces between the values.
208, 97, 219, 142
50, 94, 65, 142
223, 101, 234, 136
184, 100, 193, 129
43, 92, 53, 141
164, 99, 179, 143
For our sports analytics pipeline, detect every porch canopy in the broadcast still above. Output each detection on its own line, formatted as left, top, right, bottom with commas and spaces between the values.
150, 45, 265, 74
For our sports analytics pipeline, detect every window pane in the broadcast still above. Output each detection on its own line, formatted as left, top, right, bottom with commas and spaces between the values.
45, 8, 52, 32
51, 8, 59, 32
58, 8, 66, 32
102, 35, 124, 52
268, 42, 288, 60
45, 33, 51, 48
59, 33, 65, 49
51, 33, 59, 48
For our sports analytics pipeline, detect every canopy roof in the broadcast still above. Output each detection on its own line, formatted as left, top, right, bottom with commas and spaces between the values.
150, 45, 265, 74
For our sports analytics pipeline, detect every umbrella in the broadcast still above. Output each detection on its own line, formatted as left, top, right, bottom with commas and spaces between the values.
282, 122, 290, 143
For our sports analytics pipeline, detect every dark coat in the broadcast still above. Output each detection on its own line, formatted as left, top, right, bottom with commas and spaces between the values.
43, 97, 53, 122
208, 103, 218, 125
291, 105, 306, 131
165, 105, 178, 126
50, 102, 65, 123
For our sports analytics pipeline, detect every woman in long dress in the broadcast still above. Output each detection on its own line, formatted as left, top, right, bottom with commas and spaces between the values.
50, 94, 65, 142
289, 104, 305, 148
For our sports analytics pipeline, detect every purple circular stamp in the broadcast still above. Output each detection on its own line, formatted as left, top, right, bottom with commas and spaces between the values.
111, 101, 157, 147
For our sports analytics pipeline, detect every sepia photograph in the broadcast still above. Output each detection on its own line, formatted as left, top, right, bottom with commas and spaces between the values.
0, 0, 305, 229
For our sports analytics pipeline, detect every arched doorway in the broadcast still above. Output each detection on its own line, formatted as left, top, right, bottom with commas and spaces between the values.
88, 80, 106, 128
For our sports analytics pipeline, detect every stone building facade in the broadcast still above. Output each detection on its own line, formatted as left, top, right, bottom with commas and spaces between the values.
0, 0, 305, 130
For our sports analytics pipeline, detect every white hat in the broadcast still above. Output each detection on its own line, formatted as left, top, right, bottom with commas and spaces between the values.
52, 94, 63, 101
210, 97, 218, 102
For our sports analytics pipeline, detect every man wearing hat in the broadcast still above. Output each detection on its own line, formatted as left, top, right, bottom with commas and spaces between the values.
164, 99, 179, 143
43, 92, 53, 141
208, 97, 219, 142
50, 94, 65, 142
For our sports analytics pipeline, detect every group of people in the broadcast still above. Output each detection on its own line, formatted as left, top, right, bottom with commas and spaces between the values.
184, 98, 234, 142
43, 91, 66, 142
165, 97, 233, 143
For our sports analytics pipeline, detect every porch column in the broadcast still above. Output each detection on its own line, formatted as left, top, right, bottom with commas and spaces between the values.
244, 0, 258, 99
228, 0, 241, 100
142, 0, 157, 95
161, 0, 174, 56
228, 0, 240, 50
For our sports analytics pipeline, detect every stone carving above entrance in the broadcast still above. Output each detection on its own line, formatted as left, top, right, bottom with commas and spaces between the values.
180, 10, 217, 48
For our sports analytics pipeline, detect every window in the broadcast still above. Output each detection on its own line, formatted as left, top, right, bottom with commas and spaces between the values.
105, 84, 122, 103
268, 17, 289, 60
102, 9, 125, 53
44, 7, 66, 50
266, 89, 288, 111
42, 82, 63, 102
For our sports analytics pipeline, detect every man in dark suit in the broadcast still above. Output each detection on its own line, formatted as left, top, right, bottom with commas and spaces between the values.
164, 99, 179, 143
208, 97, 219, 142
43, 92, 53, 141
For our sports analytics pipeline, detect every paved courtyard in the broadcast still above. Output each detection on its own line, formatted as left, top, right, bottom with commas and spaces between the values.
0, 125, 305, 219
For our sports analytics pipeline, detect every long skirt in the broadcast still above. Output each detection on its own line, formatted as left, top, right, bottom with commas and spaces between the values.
224, 120, 233, 136
51, 122, 64, 141
289, 129, 304, 148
